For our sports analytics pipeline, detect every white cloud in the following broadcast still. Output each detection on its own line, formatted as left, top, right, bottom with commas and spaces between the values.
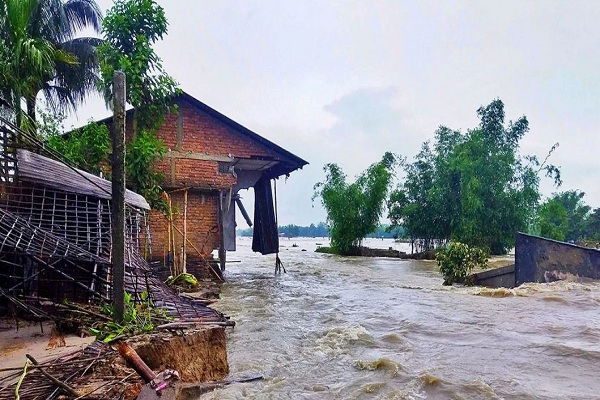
65, 0, 600, 225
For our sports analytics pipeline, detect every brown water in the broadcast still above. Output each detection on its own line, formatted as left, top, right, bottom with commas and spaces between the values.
202, 237, 600, 399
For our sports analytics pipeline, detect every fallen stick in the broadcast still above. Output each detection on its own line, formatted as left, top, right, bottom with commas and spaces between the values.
73, 372, 136, 400
0, 357, 100, 373
177, 373, 264, 397
25, 354, 81, 398
62, 301, 111, 322
156, 320, 235, 330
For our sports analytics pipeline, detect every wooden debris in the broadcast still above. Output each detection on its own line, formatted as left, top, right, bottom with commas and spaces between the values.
26, 354, 81, 398
117, 342, 156, 383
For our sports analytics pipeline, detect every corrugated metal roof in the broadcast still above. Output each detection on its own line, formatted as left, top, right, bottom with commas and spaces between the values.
16, 149, 150, 210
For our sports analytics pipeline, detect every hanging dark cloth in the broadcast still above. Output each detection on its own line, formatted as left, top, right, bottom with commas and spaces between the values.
252, 176, 279, 255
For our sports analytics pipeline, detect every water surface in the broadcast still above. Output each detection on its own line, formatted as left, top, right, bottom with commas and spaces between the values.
202, 237, 600, 399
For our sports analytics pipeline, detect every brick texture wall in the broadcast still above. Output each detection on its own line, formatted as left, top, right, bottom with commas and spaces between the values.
134, 97, 281, 277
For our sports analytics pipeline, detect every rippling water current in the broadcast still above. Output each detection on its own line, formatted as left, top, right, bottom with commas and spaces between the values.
201, 238, 600, 400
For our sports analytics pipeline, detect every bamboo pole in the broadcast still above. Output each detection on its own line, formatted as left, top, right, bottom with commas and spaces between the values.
183, 189, 188, 274
26, 354, 80, 398
163, 192, 173, 276
169, 195, 178, 276
171, 224, 223, 282
218, 191, 226, 272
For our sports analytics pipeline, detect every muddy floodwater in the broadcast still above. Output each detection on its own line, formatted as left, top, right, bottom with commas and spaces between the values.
202, 237, 600, 399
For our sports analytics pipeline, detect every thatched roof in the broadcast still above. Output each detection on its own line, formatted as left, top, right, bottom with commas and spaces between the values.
17, 149, 150, 210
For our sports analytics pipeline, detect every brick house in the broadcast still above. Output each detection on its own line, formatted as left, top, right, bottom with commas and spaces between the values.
108, 92, 307, 279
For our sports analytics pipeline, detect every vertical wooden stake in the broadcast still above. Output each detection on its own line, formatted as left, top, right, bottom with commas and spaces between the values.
112, 71, 126, 323
183, 189, 188, 274
218, 191, 226, 272
169, 195, 177, 275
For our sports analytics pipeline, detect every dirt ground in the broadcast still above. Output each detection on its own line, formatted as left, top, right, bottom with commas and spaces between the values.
0, 319, 95, 384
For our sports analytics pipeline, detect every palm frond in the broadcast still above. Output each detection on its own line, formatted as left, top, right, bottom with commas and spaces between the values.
41, 83, 75, 114
63, 0, 103, 34
2, 0, 103, 124
48, 36, 101, 107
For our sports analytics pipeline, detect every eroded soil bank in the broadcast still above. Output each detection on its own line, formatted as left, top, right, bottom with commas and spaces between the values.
1, 278, 231, 399
0, 323, 229, 399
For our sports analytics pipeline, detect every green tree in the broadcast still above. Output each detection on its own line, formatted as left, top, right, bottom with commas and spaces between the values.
98, 0, 180, 209
43, 116, 110, 175
436, 241, 488, 285
388, 142, 441, 251
537, 197, 568, 241
584, 208, 600, 241
314, 152, 396, 255
280, 224, 300, 238
98, 0, 179, 129
389, 99, 560, 254
0, 0, 102, 131
537, 190, 590, 242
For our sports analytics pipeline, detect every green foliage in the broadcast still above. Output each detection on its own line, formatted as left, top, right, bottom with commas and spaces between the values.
0, 0, 102, 132
314, 152, 397, 255
389, 99, 561, 255
43, 117, 110, 175
314, 246, 336, 254
98, 0, 180, 209
388, 141, 442, 251
536, 190, 592, 242
536, 197, 568, 241
165, 272, 199, 289
88, 291, 170, 343
280, 224, 300, 238
126, 129, 167, 210
436, 242, 488, 285
584, 208, 600, 241
239, 222, 330, 238
98, 0, 179, 130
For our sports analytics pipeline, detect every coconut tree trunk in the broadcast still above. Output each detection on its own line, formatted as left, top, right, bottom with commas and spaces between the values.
26, 95, 37, 135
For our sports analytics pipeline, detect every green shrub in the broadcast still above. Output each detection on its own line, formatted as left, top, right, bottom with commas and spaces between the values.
88, 291, 171, 342
436, 242, 488, 285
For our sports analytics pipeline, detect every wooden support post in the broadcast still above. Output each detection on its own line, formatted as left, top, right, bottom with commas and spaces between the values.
112, 71, 126, 323
218, 191, 226, 272
235, 197, 252, 227
183, 189, 188, 274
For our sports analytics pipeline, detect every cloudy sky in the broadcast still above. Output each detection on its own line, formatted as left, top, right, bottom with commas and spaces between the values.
68, 0, 600, 226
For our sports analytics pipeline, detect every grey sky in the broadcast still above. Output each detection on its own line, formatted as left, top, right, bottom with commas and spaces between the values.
68, 0, 600, 226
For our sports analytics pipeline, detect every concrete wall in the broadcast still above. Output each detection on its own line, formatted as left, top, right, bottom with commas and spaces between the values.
471, 265, 515, 288
515, 232, 600, 285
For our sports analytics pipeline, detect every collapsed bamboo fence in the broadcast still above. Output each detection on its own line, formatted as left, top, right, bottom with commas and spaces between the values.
0, 118, 227, 320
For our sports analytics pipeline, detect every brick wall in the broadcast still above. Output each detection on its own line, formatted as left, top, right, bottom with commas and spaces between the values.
148, 191, 219, 260
137, 97, 283, 277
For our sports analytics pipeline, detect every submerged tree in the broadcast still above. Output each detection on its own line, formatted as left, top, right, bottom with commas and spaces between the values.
314, 152, 397, 255
389, 99, 561, 254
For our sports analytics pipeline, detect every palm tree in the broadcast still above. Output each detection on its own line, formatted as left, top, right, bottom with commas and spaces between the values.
0, 0, 102, 132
